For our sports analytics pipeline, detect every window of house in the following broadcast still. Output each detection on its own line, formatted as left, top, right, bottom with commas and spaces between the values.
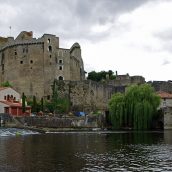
20, 61, 23, 64
59, 76, 64, 80
7, 95, 10, 100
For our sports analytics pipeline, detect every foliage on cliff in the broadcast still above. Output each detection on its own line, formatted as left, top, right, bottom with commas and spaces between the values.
108, 84, 161, 130
1, 81, 13, 87
28, 80, 70, 114
87, 70, 116, 82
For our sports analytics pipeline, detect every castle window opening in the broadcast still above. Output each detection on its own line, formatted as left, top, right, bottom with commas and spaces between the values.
47, 95, 50, 100
2, 64, 4, 71
23, 48, 25, 53
58, 76, 64, 80
59, 65, 63, 70
50, 55, 51, 58
20, 61, 23, 64
14, 51, 17, 55
59, 59, 63, 64
48, 46, 52, 52
47, 39, 51, 43
4, 96, 6, 100
30, 60, 33, 64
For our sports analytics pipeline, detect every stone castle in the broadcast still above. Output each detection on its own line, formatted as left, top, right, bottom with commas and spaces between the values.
0, 31, 85, 99
1, 31, 171, 113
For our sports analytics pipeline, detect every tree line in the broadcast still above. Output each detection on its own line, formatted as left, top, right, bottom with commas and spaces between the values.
87, 70, 116, 82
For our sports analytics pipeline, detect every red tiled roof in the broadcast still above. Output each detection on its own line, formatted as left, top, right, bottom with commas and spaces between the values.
0, 87, 9, 91
157, 91, 172, 99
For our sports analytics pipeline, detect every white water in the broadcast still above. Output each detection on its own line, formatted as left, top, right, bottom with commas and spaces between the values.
0, 128, 39, 137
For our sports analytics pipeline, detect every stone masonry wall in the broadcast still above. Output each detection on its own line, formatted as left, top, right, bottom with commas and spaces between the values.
55, 80, 117, 112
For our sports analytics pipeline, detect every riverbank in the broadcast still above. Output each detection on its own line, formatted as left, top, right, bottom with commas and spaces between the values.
4, 115, 106, 133
11, 126, 105, 134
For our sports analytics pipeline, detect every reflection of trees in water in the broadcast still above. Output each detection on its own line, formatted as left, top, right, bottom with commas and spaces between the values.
106, 132, 164, 146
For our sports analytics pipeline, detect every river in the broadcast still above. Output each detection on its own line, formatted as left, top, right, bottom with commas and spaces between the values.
0, 129, 172, 172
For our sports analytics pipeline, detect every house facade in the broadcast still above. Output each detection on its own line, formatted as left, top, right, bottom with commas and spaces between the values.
0, 87, 31, 116
157, 91, 172, 129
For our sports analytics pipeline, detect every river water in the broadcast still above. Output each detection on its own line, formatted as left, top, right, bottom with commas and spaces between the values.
0, 129, 172, 172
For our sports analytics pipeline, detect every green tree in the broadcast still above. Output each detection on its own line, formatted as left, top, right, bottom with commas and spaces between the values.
41, 97, 44, 112
87, 70, 116, 82
22, 92, 26, 113
108, 93, 125, 129
32, 95, 37, 113
1, 81, 12, 87
108, 84, 161, 130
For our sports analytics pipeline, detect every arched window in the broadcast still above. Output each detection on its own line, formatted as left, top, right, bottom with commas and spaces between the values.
58, 76, 64, 80
48, 46, 52, 52
47, 39, 51, 43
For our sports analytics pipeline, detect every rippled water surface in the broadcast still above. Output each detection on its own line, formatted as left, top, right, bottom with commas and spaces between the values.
0, 129, 172, 172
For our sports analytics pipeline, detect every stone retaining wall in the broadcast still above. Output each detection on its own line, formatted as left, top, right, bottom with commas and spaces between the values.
21, 115, 103, 128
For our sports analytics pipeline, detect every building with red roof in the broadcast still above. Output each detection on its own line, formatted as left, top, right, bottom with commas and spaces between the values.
157, 91, 172, 129
0, 87, 31, 116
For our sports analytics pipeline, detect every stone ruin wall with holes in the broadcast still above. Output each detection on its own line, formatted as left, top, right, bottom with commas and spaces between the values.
55, 80, 127, 112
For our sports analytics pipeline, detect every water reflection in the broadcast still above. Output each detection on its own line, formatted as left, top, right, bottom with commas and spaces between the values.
0, 130, 172, 171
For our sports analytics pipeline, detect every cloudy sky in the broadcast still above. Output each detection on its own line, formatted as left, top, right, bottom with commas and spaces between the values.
0, 0, 172, 81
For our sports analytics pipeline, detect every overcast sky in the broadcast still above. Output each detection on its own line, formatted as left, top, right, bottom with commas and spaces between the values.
0, 0, 172, 81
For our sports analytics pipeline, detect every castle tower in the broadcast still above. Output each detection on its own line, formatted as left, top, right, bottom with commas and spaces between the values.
0, 31, 85, 99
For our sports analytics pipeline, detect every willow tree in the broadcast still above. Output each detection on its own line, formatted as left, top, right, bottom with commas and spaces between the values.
108, 93, 125, 129
108, 84, 161, 130
125, 84, 161, 129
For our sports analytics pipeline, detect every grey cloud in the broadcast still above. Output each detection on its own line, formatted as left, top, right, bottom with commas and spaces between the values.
0, 0, 151, 42
154, 29, 172, 41
162, 59, 171, 66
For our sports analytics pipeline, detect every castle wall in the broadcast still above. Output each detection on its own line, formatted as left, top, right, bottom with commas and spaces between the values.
150, 81, 172, 93
0, 42, 45, 98
55, 80, 117, 112
108, 75, 145, 86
